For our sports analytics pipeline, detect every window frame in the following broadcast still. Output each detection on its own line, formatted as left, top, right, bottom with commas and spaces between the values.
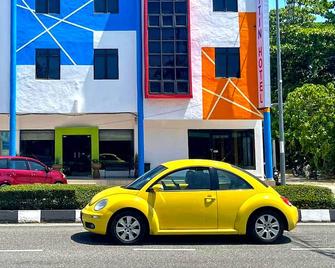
144, 0, 193, 99
94, 49, 119, 80
215, 47, 241, 78
147, 166, 217, 192
213, 168, 254, 191
213, 0, 238, 12
35, 48, 61, 80
35, 0, 60, 14
94, 0, 119, 14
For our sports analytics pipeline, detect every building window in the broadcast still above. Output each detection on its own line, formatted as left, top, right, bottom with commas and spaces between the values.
94, 0, 119, 13
35, 0, 60, 14
213, 0, 238, 12
188, 130, 255, 170
94, 49, 119, 80
99, 130, 134, 175
215, 48, 240, 78
0, 131, 9, 156
146, 0, 190, 96
36, 49, 60, 80
20, 130, 55, 167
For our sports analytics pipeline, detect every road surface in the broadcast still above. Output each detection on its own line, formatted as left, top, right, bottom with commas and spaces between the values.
0, 223, 334, 268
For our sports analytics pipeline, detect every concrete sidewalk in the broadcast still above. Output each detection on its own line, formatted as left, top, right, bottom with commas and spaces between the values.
67, 178, 134, 186
286, 175, 335, 195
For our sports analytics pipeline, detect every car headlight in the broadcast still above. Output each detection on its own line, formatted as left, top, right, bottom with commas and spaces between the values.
94, 199, 108, 211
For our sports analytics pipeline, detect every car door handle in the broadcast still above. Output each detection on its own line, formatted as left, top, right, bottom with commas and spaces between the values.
205, 196, 216, 202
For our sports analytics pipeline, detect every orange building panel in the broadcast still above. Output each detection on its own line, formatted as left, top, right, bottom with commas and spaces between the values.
202, 13, 263, 120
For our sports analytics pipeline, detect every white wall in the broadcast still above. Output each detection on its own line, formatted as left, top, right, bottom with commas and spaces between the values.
0, 0, 10, 113
145, 119, 264, 178
17, 31, 137, 114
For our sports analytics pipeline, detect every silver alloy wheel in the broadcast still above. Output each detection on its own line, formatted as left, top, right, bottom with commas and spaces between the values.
255, 214, 280, 241
115, 216, 141, 243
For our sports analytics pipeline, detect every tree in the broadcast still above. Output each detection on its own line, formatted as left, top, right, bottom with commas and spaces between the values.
270, 1, 335, 102
284, 83, 335, 174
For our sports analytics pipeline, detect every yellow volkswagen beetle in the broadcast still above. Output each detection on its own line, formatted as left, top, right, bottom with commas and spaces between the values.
81, 160, 298, 244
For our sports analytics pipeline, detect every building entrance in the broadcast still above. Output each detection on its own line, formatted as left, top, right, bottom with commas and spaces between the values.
63, 135, 91, 176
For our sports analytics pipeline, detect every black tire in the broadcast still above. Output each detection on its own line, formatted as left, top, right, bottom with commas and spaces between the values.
247, 210, 284, 244
292, 168, 300, 177
109, 210, 148, 245
0, 183, 10, 187
54, 181, 63, 184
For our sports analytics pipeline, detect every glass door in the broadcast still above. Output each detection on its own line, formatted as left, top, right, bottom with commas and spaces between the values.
63, 135, 91, 176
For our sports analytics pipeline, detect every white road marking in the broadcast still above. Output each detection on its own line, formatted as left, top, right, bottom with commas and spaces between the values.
0, 250, 43, 253
0, 223, 82, 227
133, 248, 196, 251
291, 248, 335, 251
297, 223, 335, 226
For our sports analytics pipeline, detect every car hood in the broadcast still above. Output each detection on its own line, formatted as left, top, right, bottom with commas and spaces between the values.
89, 186, 139, 205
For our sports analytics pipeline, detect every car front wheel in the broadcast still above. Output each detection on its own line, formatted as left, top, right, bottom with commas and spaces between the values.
248, 210, 284, 244
110, 211, 147, 245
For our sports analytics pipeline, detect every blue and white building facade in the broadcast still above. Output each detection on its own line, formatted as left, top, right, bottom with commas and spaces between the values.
1, 0, 142, 176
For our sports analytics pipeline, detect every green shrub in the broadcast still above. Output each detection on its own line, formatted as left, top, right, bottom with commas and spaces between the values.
0, 184, 109, 210
275, 185, 335, 209
0, 184, 334, 210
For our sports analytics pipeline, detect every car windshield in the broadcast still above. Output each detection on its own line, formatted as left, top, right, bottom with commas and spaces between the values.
125, 165, 167, 190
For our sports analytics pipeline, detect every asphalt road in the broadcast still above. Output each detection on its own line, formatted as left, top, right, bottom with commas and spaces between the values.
0, 224, 334, 268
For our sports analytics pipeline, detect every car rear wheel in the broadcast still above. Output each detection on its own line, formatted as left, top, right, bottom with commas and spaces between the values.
110, 211, 147, 245
0, 183, 9, 187
248, 210, 284, 244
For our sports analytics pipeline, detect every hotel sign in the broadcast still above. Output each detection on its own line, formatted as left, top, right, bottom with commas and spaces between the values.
257, 0, 271, 109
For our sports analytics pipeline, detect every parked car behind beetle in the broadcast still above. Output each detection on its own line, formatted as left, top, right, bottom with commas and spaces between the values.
0, 156, 67, 186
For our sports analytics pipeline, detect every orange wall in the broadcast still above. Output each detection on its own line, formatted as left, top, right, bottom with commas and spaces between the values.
202, 13, 262, 120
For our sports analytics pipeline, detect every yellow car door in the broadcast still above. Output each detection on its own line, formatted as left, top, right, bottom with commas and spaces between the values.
148, 167, 217, 230
215, 169, 256, 230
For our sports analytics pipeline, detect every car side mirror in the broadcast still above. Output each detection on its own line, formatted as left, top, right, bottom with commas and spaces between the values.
151, 184, 163, 193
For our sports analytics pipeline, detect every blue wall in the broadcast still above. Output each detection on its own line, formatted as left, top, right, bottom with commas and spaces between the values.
17, 0, 140, 65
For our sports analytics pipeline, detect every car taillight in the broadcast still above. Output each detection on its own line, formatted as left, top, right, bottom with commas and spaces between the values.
281, 196, 292, 206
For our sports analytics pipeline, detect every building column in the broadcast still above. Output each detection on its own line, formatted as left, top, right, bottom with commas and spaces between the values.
9, 0, 17, 156
136, 0, 144, 175
263, 108, 273, 180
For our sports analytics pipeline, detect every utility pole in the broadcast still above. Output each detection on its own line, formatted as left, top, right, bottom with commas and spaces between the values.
275, 0, 286, 185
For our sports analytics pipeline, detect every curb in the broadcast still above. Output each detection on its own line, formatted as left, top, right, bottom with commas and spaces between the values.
0, 210, 81, 223
0, 209, 334, 224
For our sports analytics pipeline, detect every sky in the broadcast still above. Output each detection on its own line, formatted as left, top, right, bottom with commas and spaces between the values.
269, 0, 286, 10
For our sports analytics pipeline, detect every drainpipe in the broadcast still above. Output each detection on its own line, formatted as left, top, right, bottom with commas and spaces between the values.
10, 0, 17, 156
136, 0, 145, 175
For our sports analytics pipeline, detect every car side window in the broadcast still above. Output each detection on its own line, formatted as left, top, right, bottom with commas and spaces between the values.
9, 160, 29, 170
216, 169, 253, 190
0, 159, 8, 169
29, 161, 46, 171
156, 167, 211, 191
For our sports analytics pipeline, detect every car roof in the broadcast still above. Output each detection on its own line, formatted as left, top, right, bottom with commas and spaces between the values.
0, 156, 40, 161
161, 159, 233, 170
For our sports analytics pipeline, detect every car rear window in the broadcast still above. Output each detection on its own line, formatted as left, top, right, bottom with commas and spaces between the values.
0, 159, 8, 169
231, 165, 269, 188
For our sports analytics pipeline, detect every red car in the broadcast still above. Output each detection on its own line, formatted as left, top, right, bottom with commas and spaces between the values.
0, 156, 67, 186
